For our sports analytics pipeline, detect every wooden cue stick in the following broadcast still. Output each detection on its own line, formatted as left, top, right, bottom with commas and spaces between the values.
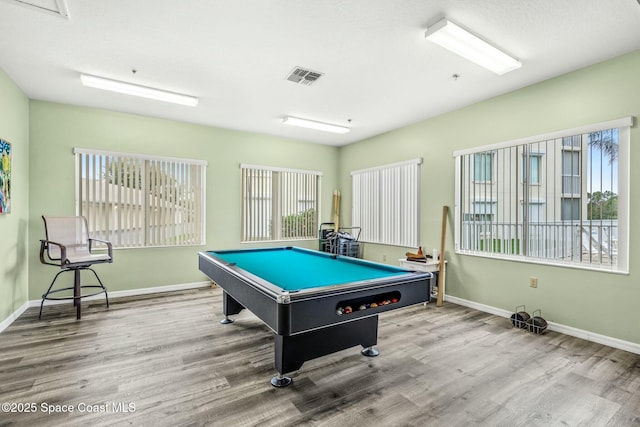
332, 191, 336, 229
333, 190, 340, 231
436, 205, 448, 306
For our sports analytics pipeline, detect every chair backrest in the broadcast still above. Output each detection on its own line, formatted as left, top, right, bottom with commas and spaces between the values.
42, 216, 90, 261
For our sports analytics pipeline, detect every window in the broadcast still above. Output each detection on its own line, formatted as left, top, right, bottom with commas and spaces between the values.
561, 198, 580, 221
75, 148, 206, 248
520, 153, 544, 185
474, 152, 493, 182
562, 150, 580, 194
472, 201, 496, 222
351, 158, 421, 247
241, 164, 320, 242
454, 117, 631, 272
528, 201, 545, 223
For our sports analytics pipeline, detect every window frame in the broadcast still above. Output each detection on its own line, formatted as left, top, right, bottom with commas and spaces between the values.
74, 148, 207, 249
454, 117, 631, 273
474, 152, 494, 183
351, 158, 422, 248
240, 163, 321, 243
521, 152, 543, 186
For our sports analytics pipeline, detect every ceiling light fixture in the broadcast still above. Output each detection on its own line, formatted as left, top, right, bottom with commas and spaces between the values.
425, 18, 521, 75
282, 116, 350, 134
80, 74, 199, 106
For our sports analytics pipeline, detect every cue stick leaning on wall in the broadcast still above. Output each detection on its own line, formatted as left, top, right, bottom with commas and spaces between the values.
333, 189, 340, 232
436, 205, 448, 307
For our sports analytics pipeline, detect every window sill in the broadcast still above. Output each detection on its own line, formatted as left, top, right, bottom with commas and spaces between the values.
455, 250, 628, 275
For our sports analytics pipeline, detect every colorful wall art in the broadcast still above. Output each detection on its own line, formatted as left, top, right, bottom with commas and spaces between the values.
0, 138, 11, 214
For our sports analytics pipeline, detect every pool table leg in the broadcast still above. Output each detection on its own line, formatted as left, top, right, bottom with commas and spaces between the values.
220, 291, 244, 324
271, 315, 379, 387
361, 346, 380, 357
271, 373, 293, 388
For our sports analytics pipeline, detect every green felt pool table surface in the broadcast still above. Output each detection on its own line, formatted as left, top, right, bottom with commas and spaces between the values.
208, 247, 409, 292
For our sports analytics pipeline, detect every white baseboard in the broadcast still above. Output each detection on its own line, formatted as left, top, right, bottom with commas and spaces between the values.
28, 280, 213, 307
0, 301, 30, 334
445, 295, 640, 355
105, 280, 213, 299
444, 295, 513, 318
0, 281, 213, 332
546, 322, 640, 355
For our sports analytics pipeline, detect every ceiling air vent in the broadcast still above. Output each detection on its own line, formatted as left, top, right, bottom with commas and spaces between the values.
4, 0, 70, 18
285, 67, 324, 86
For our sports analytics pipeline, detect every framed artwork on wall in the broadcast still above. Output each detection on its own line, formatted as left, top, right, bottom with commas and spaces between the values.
0, 138, 11, 214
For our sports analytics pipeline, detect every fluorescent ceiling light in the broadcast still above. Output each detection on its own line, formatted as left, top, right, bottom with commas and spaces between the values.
425, 18, 521, 75
80, 74, 198, 107
283, 116, 350, 134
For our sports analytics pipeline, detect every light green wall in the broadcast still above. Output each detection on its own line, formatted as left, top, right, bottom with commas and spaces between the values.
6, 51, 640, 346
28, 102, 339, 299
0, 69, 30, 321
338, 50, 640, 344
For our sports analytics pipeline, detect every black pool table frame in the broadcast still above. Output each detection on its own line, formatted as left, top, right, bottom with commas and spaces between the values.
198, 247, 432, 387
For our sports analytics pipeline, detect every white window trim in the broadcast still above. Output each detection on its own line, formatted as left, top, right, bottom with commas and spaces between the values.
453, 117, 632, 156
74, 148, 208, 166
240, 163, 322, 176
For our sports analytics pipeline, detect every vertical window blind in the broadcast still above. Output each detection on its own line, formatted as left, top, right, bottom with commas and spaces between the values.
351, 158, 422, 247
241, 164, 321, 242
454, 117, 631, 272
75, 148, 207, 248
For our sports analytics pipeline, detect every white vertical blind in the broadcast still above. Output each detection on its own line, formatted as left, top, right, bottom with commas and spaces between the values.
75, 148, 206, 248
241, 164, 321, 242
351, 158, 422, 247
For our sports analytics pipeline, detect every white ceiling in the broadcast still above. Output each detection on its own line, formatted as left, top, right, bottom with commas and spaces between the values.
1, 0, 639, 146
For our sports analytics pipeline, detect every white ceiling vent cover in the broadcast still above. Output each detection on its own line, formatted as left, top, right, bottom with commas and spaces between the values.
3, 0, 70, 18
285, 67, 324, 86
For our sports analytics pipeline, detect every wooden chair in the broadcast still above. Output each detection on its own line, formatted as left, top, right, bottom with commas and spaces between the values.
39, 215, 112, 319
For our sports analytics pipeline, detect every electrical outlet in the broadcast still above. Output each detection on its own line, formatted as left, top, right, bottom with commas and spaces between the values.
530, 277, 538, 288
382, 254, 387, 262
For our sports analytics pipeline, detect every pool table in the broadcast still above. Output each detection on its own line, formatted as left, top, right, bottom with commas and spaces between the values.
198, 246, 432, 387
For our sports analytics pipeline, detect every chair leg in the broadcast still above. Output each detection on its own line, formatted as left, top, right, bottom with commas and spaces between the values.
74, 269, 82, 320
39, 270, 68, 320
40, 267, 109, 320
87, 268, 109, 308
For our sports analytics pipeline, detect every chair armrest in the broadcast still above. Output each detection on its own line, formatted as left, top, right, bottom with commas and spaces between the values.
89, 237, 113, 261
39, 239, 68, 267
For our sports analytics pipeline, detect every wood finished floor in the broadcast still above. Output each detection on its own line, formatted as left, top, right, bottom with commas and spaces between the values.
1, 286, 640, 427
